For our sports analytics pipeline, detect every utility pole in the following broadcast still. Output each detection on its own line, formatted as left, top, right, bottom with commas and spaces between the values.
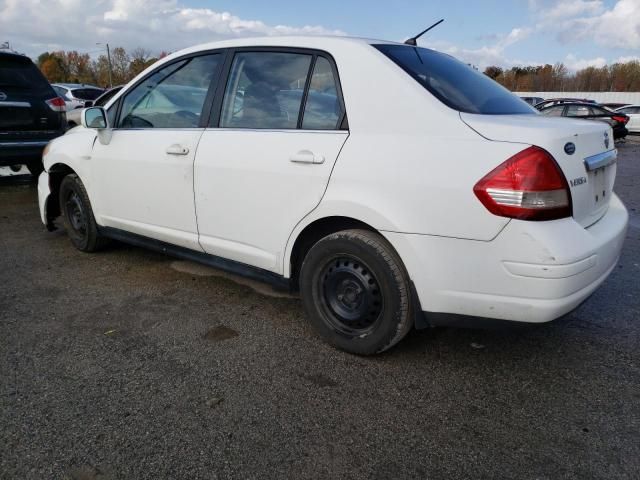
97, 42, 114, 88
106, 43, 113, 88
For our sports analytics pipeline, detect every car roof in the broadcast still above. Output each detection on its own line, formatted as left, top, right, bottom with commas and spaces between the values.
53, 83, 102, 89
0, 51, 33, 63
540, 102, 600, 108
161, 35, 399, 62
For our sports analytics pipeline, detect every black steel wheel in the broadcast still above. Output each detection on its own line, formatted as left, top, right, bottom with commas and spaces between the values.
300, 229, 413, 355
59, 174, 109, 252
319, 255, 384, 336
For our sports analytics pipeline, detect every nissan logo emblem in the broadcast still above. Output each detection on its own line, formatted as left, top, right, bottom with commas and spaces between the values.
0, 92, 7, 101
564, 142, 576, 155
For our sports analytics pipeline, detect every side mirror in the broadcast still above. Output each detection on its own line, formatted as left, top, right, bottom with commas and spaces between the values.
82, 106, 113, 145
82, 107, 108, 129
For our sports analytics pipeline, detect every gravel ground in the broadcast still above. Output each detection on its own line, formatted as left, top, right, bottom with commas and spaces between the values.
1, 137, 639, 480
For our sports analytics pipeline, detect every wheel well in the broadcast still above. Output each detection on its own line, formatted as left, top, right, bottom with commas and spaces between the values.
46, 163, 76, 227
289, 216, 377, 290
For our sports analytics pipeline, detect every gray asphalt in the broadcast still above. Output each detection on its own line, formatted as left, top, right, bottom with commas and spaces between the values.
1, 138, 639, 480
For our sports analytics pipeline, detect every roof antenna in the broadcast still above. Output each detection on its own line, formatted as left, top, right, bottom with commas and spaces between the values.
404, 19, 445, 46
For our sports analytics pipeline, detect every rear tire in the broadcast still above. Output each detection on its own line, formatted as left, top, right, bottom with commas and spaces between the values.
299, 229, 413, 355
9, 165, 22, 173
59, 174, 109, 252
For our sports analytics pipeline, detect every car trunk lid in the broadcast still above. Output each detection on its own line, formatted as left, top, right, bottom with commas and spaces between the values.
461, 113, 616, 228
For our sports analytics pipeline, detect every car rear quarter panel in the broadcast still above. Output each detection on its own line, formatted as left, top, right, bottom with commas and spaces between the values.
283, 41, 528, 275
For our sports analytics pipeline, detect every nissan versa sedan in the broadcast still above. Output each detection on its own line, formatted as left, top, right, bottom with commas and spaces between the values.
37, 36, 628, 355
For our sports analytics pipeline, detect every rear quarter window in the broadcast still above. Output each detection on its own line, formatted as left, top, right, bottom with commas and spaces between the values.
374, 44, 535, 115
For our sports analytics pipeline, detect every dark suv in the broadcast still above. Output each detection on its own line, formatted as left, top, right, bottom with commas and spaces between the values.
0, 51, 66, 176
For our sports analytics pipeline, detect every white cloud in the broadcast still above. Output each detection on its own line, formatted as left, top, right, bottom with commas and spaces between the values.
0, 0, 344, 57
421, 27, 534, 69
535, 0, 604, 23
564, 53, 607, 70
552, 0, 640, 49
614, 55, 640, 63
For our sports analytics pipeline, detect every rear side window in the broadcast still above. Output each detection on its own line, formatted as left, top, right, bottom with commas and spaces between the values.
374, 44, 534, 115
71, 88, 103, 100
302, 57, 343, 130
0, 55, 52, 94
219, 52, 312, 129
618, 106, 639, 114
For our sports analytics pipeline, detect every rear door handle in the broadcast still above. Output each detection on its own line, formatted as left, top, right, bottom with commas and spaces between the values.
290, 150, 325, 164
166, 144, 189, 156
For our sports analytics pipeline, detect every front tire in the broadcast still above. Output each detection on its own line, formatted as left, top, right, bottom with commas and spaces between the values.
299, 229, 413, 355
59, 174, 109, 252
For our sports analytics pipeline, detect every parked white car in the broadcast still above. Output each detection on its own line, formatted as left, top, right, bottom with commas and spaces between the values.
65, 86, 123, 129
614, 105, 640, 133
52, 83, 104, 111
37, 36, 628, 354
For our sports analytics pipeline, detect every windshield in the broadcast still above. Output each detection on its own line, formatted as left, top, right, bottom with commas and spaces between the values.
374, 44, 535, 115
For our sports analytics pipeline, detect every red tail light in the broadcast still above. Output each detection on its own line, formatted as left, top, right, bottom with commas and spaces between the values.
474, 146, 572, 221
612, 115, 629, 124
46, 97, 66, 112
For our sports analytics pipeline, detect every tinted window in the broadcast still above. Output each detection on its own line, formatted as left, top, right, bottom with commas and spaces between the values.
95, 86, 122, 107
219, 52, 312, 129
590, 106, 610, 116
302, 57, 342, 130
540, 106, 564, 117
53, 86, 68, 98
374, 44, 534, 115
0, 55, 52, 94
71, 88, 103, 100
119, 54, 221, 128
566, 105, 592, 117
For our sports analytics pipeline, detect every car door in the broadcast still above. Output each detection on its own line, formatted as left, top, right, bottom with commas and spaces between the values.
90, 52, 224, 250
194, 50, 349, 273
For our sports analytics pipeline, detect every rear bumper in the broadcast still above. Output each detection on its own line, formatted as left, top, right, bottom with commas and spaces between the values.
385, 193, 628, 325
0, 139, 51, 166
613, 126, 628, 139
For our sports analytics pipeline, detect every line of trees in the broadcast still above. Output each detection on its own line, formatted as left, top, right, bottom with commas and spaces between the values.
484, 60, 640, 92
34, 46, 640, 92
37, 47, 168, 87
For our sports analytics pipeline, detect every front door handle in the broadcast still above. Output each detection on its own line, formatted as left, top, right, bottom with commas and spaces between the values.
166, 144, 190, 156
290, 150, 325, 164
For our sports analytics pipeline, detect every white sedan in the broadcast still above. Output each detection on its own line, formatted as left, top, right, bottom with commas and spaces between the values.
614, 105, 640, 133
37, 36, 628, 354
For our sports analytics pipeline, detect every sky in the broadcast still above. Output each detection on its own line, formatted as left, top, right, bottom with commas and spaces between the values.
0, 0, 639, 70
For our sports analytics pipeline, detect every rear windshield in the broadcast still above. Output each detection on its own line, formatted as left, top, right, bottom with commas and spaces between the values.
71, 88, 103, 100
374, 44, 535, 115
0, 54, 52, 93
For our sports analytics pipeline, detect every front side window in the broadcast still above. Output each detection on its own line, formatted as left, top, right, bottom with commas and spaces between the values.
540, 106, 564, 117
566, 105, 592, 117
219, 52, 312, 129
118, 54, 221, 129
301, 57, 343, 130
374, 44, 535, 115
